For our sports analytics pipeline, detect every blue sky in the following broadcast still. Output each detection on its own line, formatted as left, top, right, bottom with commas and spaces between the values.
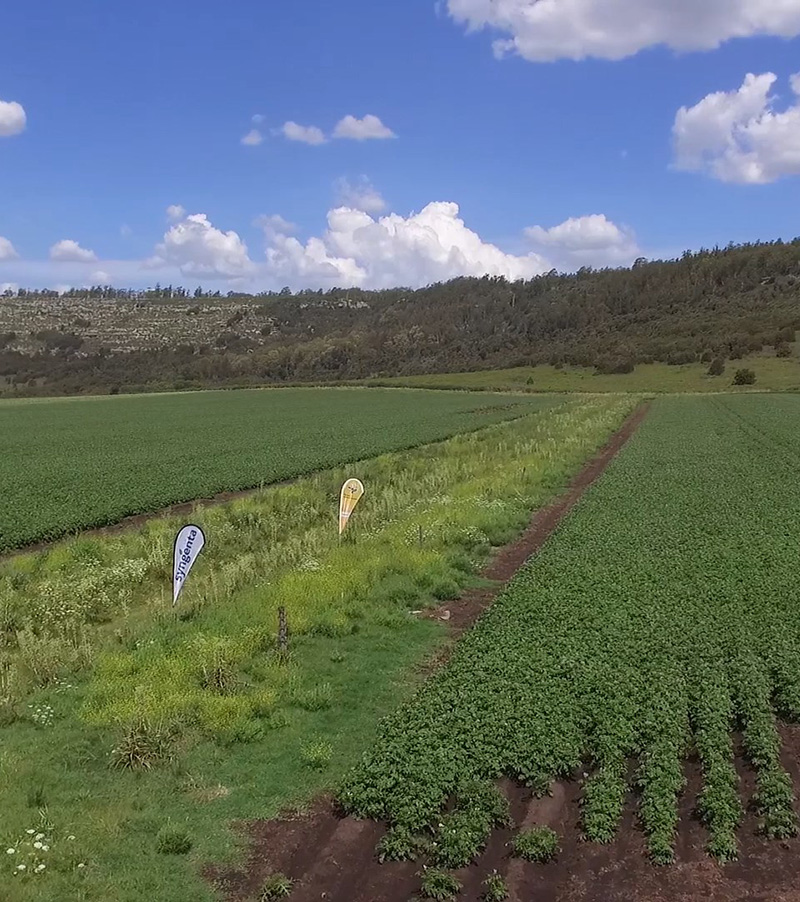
2, 0, 800, 291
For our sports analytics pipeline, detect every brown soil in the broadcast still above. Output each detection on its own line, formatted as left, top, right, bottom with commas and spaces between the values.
205, 402, 800, 902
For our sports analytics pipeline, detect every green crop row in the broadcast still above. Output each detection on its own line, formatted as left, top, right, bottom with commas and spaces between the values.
0, 387, 556, 551
340, 394, 800, 867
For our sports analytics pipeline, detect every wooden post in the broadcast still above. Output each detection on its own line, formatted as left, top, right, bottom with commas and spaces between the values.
277, 606, 289, 661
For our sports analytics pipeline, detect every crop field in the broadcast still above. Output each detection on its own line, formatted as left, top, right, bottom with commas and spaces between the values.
0, 387, 555, 552
0, 395, 634, 902
340, 393, 800, 885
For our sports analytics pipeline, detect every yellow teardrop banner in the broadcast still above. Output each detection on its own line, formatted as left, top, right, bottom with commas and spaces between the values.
339, 478, 365, 536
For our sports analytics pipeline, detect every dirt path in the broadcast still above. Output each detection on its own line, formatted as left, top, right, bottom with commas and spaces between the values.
206, 403, 662, 902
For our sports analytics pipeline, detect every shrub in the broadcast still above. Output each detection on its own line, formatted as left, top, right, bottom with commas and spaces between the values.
156, 826, 192, 855
483, 870, 508, 901
300, 739, 332, 770
418, 867, 462, 901
110, 717, 174, 770
707, 358, 725, 376
733, 368, 756, 386
513, 826, 560, 862
259, 873, 293, 900
594, 357, 634, 375
776, 343, 792, 358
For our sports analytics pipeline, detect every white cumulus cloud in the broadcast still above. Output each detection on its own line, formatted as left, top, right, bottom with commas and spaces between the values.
446, 0, 800, 62
254, 214, 298, 241
333, 114, 396, 141
148, 213, 254, 279
280, 121, 327, 145
0, 99, 26, 136
334, 177, 387, 214
166, 204, 186, 221
524, 214, 640, 268
91, 270, 112, 284
673, 72, 800, 184
265, 201, 549, 290
49, 240, 98, 263
241, 128, 264, 146
0, 237, 19, 260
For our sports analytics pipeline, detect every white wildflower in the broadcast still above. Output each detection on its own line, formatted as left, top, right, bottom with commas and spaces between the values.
26, 829, 35, 835
35, 833, 44, 841
77, 862, 85, 869
6, 848, 15, 854
17, 863, 25, 870
33, 841, 42, 849
41, 845, 49, 851
67, 835, 75, 841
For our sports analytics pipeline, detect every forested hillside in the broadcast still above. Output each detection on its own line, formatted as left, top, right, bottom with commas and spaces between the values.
1, 239, 799, 395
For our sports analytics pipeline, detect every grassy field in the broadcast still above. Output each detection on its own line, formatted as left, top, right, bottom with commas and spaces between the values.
367, 354, 800, 394
342, 393, 800, 870
0, 395, 634, 901
0, 387, 556, 552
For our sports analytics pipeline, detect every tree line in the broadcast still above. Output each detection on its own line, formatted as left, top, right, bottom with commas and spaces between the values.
1, 239, 799, 396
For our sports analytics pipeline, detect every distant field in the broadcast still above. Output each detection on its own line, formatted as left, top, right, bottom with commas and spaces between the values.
368, 354, 800, 394
0, 386, 557, 551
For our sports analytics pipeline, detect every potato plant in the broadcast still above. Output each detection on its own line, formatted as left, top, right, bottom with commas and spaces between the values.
340, 395, 800, 864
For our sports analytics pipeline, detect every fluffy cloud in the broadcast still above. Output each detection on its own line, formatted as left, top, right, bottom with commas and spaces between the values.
148, 212, 254, 279
265, 202, 549, 290
334, 177, 387, 214
0, 99, 25, 136
49, 239, 98, 262
241, 128, 263, 146
673, 72, 800, 184
524, 214, 640, 268
280, 121, 327, 145
333, 114, 395, 141
254, 214, 298, 241
446, 0, 800, 62
166, 204, 186, 221
91, 270, 111, 284
0, 236, 19, 260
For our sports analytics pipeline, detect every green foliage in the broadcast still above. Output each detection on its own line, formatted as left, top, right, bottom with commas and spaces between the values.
300, 740, 332, 770
109, 717, 174, 771
0, 387, 553, 551
513, 827, 559, 863
432, 781, 510, 868
417, 867, 462, 901
339, 395, 800, 867
156, 826, 192, 855
376, 825, 426, 862
707, 357, 725, 376
482, 870, 508, 901
259, 873, 293, 900
733, 368, 756, 385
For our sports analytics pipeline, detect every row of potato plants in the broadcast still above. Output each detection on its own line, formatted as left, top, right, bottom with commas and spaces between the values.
340, 394, 800, 870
